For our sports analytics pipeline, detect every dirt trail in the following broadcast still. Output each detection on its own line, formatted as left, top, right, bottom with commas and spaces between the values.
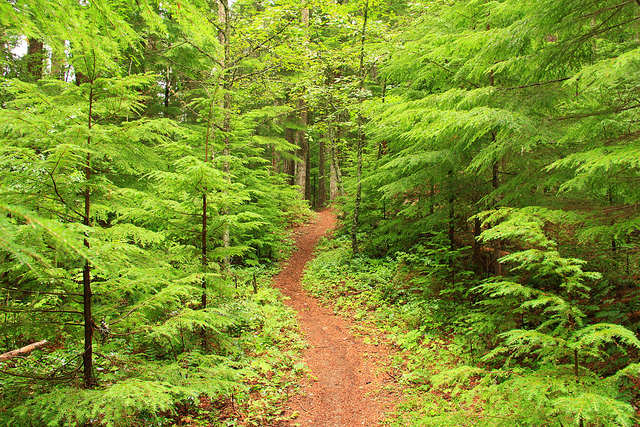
273, 210, 397, 427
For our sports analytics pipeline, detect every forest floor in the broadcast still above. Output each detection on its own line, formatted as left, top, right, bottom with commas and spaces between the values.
272, 209, 400, 427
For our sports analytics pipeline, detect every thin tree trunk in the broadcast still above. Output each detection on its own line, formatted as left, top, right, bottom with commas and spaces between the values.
295, 9, 310, 200
273, 99, 284, 174
219, 0, 232, 272
164, 68, 171, 111
491, 160, 502, 276
328, 121, 338, 200
331, 144, 344, 197
284, 125, 296, 185
448, 195, 455, 248
0, 29, 8, 77
294, 106, 308, 198
83, 82, 94, 389
200, 97, 217, 352
350, 0, 369, 254
351, 129, 363, 253
473, 215, 482, 272
430, 182, 435, 215
488, 58, 503, 276
50, 45, 66, 81
318, 138, 326, 207
202, 99, 215, 311
202, 192, 207, 305
608, 188, 617, 253
222, 108, 231, 272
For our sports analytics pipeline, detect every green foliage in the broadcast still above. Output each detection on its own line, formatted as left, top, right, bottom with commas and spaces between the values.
3, 0, 640, 424
0, 0, 314, 424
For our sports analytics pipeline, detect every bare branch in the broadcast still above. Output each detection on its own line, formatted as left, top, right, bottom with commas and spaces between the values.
44, 168, 85, 220
0, 308, 82, 315
499, 77, 570, 91
0, 340, 49, 361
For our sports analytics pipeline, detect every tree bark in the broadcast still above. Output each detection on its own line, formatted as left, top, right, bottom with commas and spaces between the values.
284, 125, 296, 185
294, 9, 310, 200
50, 47, 65, 81
202, 99, 215, 311
491, 158, 503, 276
83, 82, 94, 389
330, 144, 344, 198
219, 0, 232, 272
294, 106, 309, 198
318, 138, 326, 207
350, 0, 368, 254
26, 38, 43, 80
473, 215, 482, 271
273, 99, 284, 174
0, 340, 49, 361
0, 29, 9, 77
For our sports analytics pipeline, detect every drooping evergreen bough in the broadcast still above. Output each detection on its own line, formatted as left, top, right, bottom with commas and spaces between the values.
0, 0, 313, 425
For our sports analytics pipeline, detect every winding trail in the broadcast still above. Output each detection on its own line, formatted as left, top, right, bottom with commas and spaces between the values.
273, 210, 397, 427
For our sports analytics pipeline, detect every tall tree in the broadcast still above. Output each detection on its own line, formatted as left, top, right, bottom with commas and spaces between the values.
350, 0, 369, 253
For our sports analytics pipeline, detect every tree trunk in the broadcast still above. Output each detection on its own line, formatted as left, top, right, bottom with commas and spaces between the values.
473, 215, 482, 272
350, 0, 368, 254
219, 0, 232, 272
491, 159, 502, 276
26, 38, 43, 80
294, 107, 308, 198
448, 194, 455, 248
50, 45, 66, 81
284, 125, 296, 185
221, 98, 231, 272
164, 67, 171, 111
83, 83, 94, 389
202, 99, 215, 311
318, 138, 326, 207
329, 146, 337, 200
608, 187, 617, 253
331, 144, 344, 198
294, 9, 310, 200
273, 99, 284, 174
0, 30, 9, 77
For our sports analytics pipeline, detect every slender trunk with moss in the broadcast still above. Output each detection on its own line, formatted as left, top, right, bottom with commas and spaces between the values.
294, 106, 308, 198
295, 9, 310, 200
331, 144, 344, 198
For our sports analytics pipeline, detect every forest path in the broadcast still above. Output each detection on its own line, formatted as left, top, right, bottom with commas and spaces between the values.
273, 209, 397, 427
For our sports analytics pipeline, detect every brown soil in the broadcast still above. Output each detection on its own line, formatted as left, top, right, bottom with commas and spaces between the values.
272, 209, 398, 427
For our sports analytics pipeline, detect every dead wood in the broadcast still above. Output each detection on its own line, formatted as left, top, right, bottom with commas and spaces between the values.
0, 340, 49, 361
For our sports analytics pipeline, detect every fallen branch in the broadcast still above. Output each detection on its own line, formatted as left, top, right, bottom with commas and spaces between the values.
0, 340, 49, 362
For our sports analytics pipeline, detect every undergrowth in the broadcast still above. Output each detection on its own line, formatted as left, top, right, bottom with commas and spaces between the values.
0, 266, 305, 427
303, 233, 640, 427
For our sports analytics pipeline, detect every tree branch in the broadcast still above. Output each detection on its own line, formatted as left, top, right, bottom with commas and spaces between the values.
44, 168, 85, 220
499, 77, 570, 91
0, 308, 82, 315
553, 103, 640, 121
231, 21, 293, 68
0, 340, 49, 361
0, 287, 99, 297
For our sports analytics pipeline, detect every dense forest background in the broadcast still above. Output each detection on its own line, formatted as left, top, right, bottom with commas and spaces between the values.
1, 0, 640, 425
